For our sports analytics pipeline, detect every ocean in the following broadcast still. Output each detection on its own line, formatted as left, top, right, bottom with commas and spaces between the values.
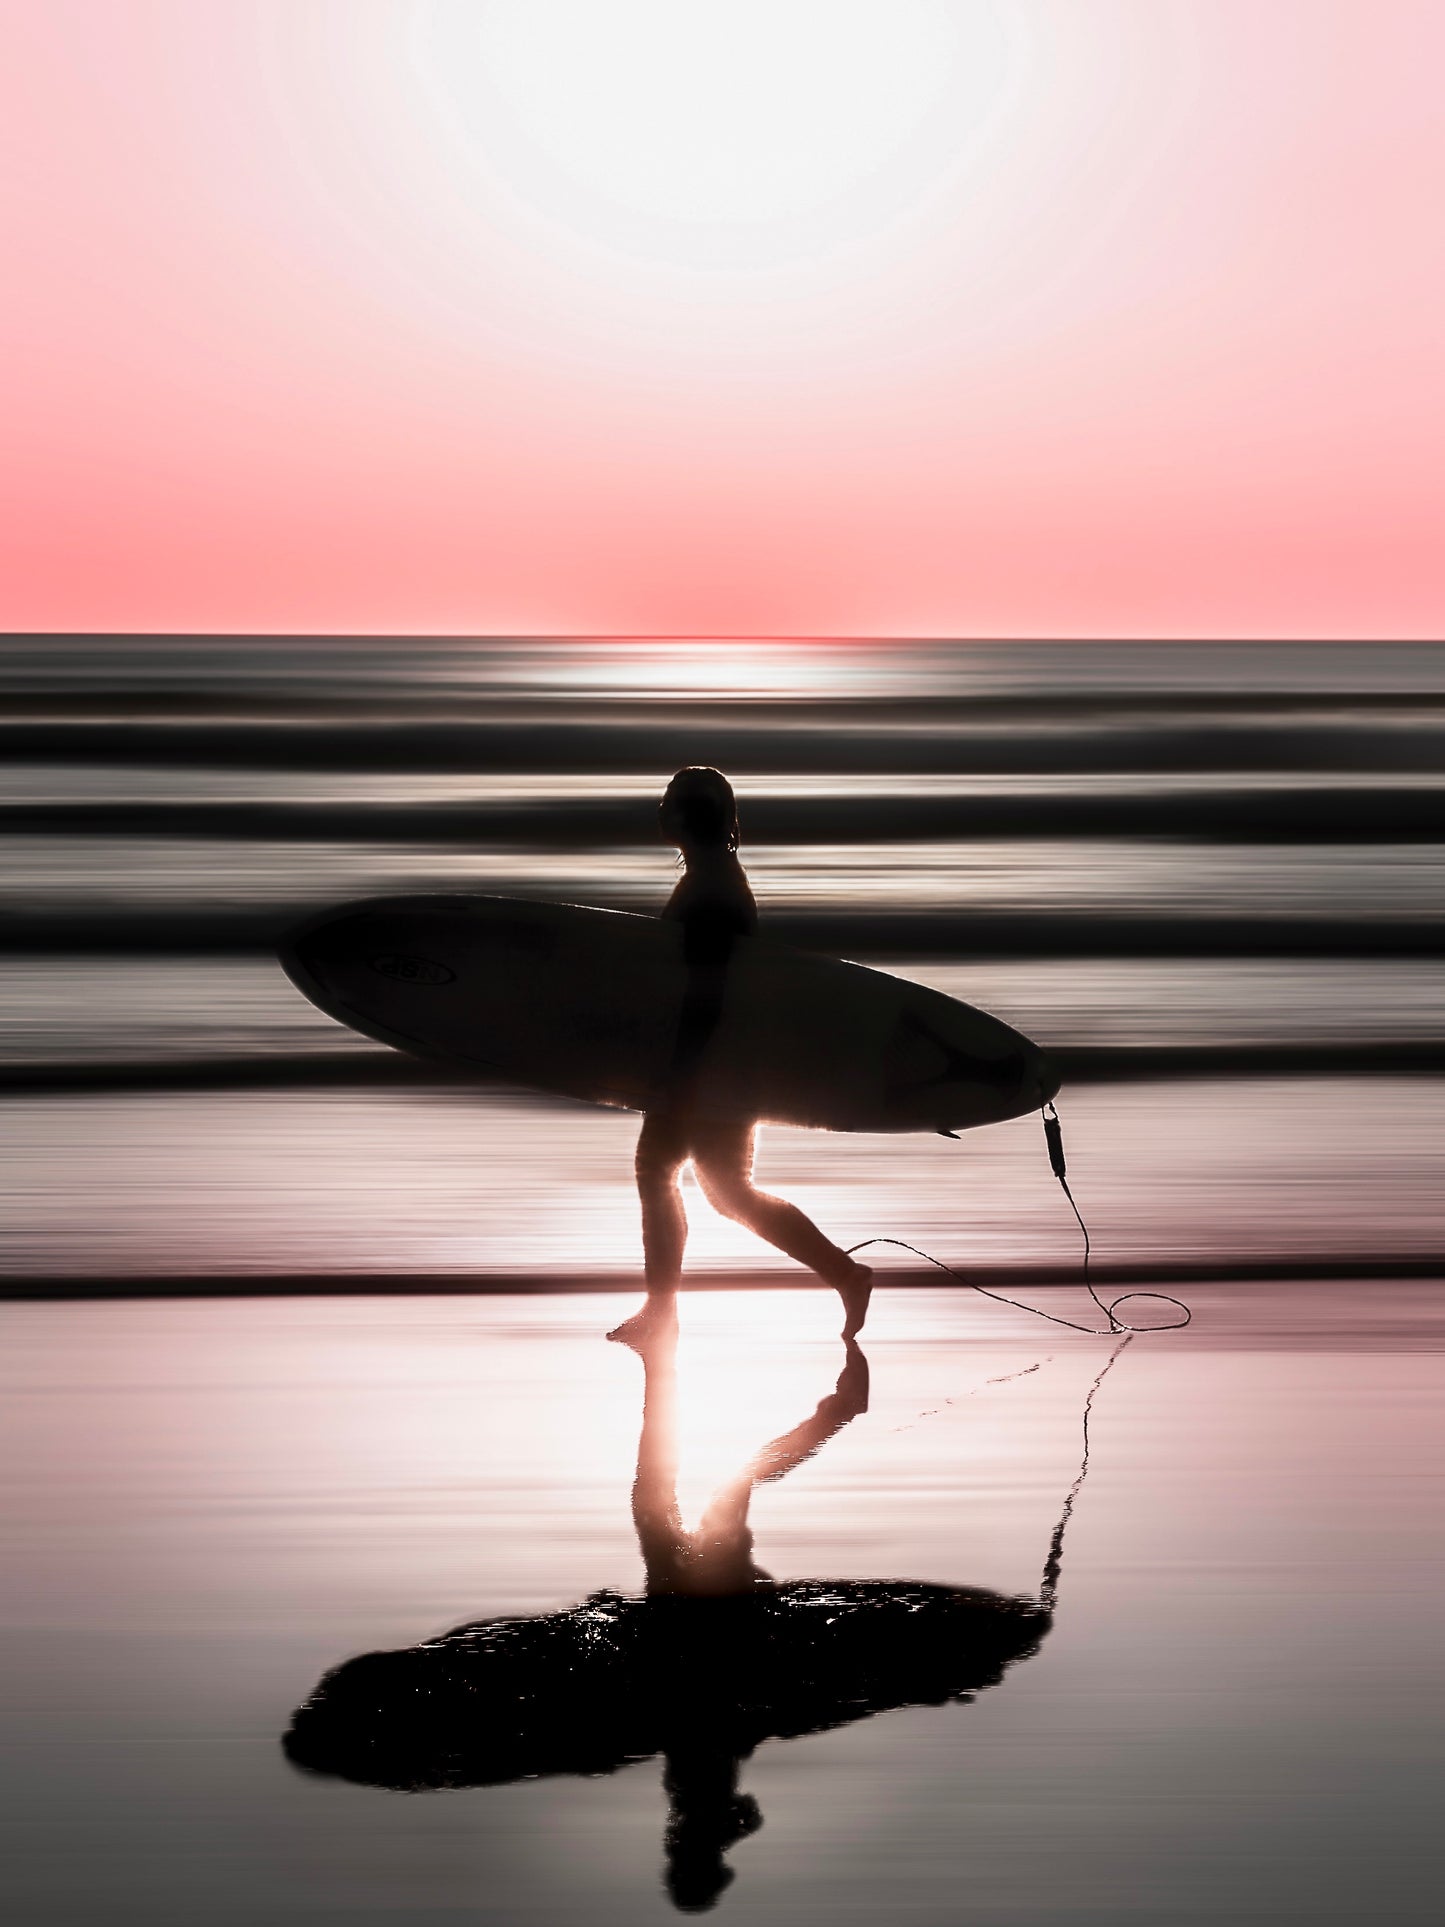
3, 635, 1442, 1282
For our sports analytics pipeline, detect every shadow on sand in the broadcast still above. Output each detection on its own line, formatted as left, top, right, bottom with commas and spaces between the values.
284, 1325, 1122, 1911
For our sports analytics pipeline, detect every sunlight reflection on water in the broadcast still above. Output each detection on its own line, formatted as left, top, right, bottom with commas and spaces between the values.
5, 1078, 1440, 1278
1, 1288, 1440, 1924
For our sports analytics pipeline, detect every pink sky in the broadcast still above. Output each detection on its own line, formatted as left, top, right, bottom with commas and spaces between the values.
3, 0, 1442, 638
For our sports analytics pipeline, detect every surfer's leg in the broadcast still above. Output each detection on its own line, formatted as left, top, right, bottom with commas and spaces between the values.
637, 1111, 689, 1286
610, 1112, 688, 1342
693, 1123, 873, 1336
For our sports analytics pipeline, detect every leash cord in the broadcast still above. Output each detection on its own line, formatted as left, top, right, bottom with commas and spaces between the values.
846, 1101, 1191, 1337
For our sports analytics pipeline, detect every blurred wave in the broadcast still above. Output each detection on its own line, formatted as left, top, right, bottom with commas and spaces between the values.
2, 637, 1442, 1281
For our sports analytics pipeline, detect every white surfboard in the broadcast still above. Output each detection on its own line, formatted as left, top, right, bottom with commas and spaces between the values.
279, 895, 1059, 1135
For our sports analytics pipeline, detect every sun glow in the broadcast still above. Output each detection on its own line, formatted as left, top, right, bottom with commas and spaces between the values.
413, 0, 1021, 268
8, 3, 1443, 632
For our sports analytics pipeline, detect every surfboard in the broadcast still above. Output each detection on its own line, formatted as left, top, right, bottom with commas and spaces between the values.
279, 895, 1059, 1135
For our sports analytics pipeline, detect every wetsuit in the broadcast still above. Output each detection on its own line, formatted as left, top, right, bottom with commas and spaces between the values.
634, 850, 856, 1289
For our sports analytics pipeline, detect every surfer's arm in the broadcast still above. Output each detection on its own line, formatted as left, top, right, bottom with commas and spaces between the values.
662, 874, 753, 966
661, 886, 753, 1094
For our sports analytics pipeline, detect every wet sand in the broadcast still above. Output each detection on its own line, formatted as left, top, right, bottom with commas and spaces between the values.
3, 1284, 1441, 1924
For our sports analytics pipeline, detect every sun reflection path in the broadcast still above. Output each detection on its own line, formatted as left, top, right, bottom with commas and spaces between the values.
522, 638, 906, 701
665, 1292, 868, 1527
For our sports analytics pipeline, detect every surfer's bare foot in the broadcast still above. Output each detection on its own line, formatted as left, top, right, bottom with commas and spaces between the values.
606, 1296, 679, 1347
836, 1260, 873, 1340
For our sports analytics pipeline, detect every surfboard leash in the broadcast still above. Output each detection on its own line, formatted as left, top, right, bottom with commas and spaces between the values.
845, 1100, 1191, 1337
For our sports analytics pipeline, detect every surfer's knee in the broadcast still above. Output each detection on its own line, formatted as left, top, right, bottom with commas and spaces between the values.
696, 1162, 771, 1226
689, 1119, 755, 1210
692, 1159, 744, 1220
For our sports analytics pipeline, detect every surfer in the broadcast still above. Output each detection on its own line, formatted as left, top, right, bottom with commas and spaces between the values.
608, 767, 873, 1344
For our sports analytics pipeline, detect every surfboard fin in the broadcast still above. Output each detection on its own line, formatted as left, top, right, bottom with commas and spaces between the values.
936, 1128, 961, 1139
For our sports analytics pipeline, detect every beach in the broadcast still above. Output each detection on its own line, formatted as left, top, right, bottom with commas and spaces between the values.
2, 636, 1443, 1921
3, 1285, 1442, 1924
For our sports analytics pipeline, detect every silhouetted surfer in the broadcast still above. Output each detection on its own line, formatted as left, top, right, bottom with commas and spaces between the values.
608, 767, 872, 1344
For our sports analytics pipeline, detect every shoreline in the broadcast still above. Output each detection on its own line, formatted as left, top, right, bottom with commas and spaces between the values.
5, 1255, 1443, 1301
4, 1041, 1445, 1097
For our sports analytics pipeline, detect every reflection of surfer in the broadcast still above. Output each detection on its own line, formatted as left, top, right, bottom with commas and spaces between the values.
283, 1325, 1057, 1913
631, 1311, 872, 1601
609, 767, 872, 1344
628, 1317, 873, 1906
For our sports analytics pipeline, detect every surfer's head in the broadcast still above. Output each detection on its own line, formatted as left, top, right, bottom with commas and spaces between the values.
660, 767, 739, 853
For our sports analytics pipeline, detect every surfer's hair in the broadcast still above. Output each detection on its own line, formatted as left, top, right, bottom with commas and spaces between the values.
660, 767, 739, 851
